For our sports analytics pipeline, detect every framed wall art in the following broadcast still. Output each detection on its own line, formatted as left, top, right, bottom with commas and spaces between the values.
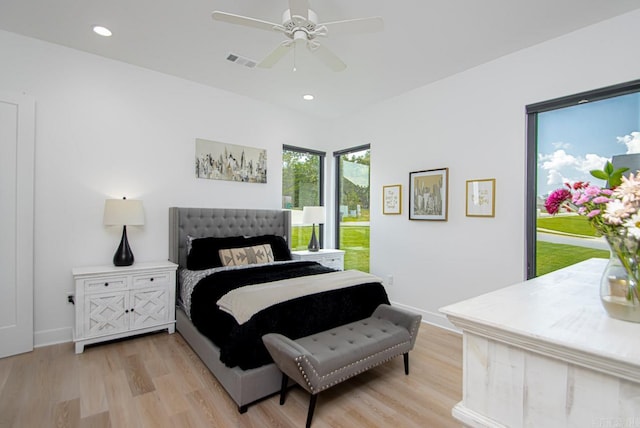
466, 178, 496, 217
195, 138, 267, 183
409, 168, 449, 221
383, 184, 402, 215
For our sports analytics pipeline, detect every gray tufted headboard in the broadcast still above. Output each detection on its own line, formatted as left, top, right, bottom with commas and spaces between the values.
168, 207, 292, 268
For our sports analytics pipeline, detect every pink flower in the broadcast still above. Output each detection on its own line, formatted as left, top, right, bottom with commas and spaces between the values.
573, 194, 590, 205
587, 209, 600, 218
545, 188, 571, 214
584, 186, 601, 196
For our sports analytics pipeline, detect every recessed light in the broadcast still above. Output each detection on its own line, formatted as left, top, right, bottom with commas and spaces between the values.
303, 94, 314, 101
92, 26, 112, 37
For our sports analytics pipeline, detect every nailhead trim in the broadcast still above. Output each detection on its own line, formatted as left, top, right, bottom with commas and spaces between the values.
291, 314, 420, 394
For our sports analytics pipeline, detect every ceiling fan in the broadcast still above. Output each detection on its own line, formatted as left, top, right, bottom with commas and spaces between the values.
212, 0, 383, 72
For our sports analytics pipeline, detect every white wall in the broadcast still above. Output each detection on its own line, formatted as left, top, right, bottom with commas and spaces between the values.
331, 9, 640, 329
0, 29, 326, 346
2, 8, 640, 345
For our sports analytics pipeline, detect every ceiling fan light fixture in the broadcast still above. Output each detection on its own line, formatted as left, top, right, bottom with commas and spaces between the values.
212, 1, 383, 72
92, 25, 112, 37
303, 94, 314, 101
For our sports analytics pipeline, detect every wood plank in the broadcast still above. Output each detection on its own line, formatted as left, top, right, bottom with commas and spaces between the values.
0, 324, 463, 427
77, 350, 108, 418
123, 354, 155, 396
53, 398, 80, 428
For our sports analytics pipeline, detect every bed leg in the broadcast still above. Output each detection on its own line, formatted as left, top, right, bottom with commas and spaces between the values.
404, 352, 409, 375
279, 373, 288, 405
306, 394, 318, 428
238, 405, 248, 414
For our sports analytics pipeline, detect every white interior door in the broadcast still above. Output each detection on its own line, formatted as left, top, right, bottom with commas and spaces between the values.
0, 92, 35, 358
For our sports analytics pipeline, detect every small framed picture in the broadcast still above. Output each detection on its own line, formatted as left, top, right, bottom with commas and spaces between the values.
383, 184, 402, 215
466, 178, 496, 217
409, 168, 449, 221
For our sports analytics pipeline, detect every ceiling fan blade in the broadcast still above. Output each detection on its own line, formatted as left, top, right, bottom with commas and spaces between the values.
309, 43, 346, 72
288, 0, 309, 20
320, 17, 384, 35
212, 11, 281, 32
258, 42, 293, 68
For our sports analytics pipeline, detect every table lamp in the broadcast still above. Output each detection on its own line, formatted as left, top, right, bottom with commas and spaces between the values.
103, 197, 144, 266
302, 206, 325, 252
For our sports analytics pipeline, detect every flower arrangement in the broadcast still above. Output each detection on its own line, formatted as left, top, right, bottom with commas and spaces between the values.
544, 162, 632, 234
545, 161, 640, 318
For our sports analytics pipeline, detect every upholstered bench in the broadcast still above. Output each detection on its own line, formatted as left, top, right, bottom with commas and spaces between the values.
262, 304, 422, 428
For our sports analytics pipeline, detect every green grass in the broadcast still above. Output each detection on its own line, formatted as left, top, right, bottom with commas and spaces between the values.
537, 215, 598, 237
536, 214, 609, 276
291, 224, 370, 272
339, 225, 370, 272
536, 241, 609, 276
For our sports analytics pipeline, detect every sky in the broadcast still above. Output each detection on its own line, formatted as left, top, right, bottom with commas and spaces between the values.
537, 92, 640, 197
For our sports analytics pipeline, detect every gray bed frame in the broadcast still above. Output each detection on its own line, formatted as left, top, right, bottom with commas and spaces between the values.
168, 207, 292, 413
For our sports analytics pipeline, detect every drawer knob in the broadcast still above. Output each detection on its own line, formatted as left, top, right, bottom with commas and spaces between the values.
125, 309, 129, 313
150, 278, 154, 282
104, 282, 109, 287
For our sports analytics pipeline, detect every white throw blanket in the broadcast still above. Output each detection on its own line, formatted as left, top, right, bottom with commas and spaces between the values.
217, 270, 383, 325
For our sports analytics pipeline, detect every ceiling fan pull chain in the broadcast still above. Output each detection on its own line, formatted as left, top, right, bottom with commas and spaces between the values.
293, 43, 297, 72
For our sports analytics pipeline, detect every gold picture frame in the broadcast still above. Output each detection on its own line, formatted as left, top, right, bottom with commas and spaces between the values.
383, 184, 402, 215
466, 178, 496, 217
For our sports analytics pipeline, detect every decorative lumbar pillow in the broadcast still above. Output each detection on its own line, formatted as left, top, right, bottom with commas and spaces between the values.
219, 244, 274, 267
244, 235, 292, 261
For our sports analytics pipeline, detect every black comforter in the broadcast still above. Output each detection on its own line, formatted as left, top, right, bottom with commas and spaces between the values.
189, 261, 390, 369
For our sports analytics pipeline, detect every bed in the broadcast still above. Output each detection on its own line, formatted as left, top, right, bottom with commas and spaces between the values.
168, 207, 389, 412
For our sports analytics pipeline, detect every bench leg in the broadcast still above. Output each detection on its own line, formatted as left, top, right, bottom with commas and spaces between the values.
306, 394, 318, 428
404, 352, 409, 375
280, 373, 288, 405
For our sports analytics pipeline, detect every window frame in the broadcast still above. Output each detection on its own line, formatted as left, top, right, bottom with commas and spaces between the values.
282, 144, 326, 249
525, 79, 640, 279
333, 144, 371, 250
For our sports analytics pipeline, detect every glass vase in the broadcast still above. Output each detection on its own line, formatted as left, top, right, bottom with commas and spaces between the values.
600, 236, 640, 322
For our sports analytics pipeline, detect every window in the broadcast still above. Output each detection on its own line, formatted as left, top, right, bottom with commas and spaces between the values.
334, 145, 370, 272
526, 80, 640, 278
282, 145, 325, 250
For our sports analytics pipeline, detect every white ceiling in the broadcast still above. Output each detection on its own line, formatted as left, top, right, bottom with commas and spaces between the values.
1, 0, 640, 119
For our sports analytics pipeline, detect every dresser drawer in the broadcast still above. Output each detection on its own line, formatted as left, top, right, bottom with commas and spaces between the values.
132, 270, 171, 288
323, 258, 344, 270
83, 276, 128, 293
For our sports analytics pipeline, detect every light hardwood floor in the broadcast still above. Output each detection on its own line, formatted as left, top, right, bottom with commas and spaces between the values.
0, 323, 462, 428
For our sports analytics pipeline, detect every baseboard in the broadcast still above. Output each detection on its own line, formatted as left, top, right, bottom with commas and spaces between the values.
34, 326, 73, 348
452, 402, 508, 428
390, 300, 461, 333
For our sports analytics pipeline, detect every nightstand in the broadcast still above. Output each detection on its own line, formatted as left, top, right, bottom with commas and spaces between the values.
291, 249, 345, 271
72, 260, 178, 353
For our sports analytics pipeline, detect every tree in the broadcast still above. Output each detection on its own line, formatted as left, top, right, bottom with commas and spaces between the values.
282, 150, 321, 208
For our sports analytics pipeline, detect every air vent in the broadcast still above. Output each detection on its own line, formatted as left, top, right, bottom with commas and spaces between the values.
226, 53, 257, 68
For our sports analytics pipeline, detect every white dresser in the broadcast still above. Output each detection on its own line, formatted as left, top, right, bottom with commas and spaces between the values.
72, 260, 177, 353
440, 258, 640, 427
291, 249, 345, 270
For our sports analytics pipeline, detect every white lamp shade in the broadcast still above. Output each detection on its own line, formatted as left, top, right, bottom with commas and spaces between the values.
103, 199, 145, 226
290, 209, 304, 226
302, 206, 325, 225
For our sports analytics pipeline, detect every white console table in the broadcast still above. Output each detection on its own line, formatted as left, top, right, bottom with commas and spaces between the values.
440, 258, 640, 428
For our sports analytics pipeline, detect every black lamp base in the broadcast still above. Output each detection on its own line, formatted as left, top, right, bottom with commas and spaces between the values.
113, 225, 134, 266
307, 224, 320, 252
